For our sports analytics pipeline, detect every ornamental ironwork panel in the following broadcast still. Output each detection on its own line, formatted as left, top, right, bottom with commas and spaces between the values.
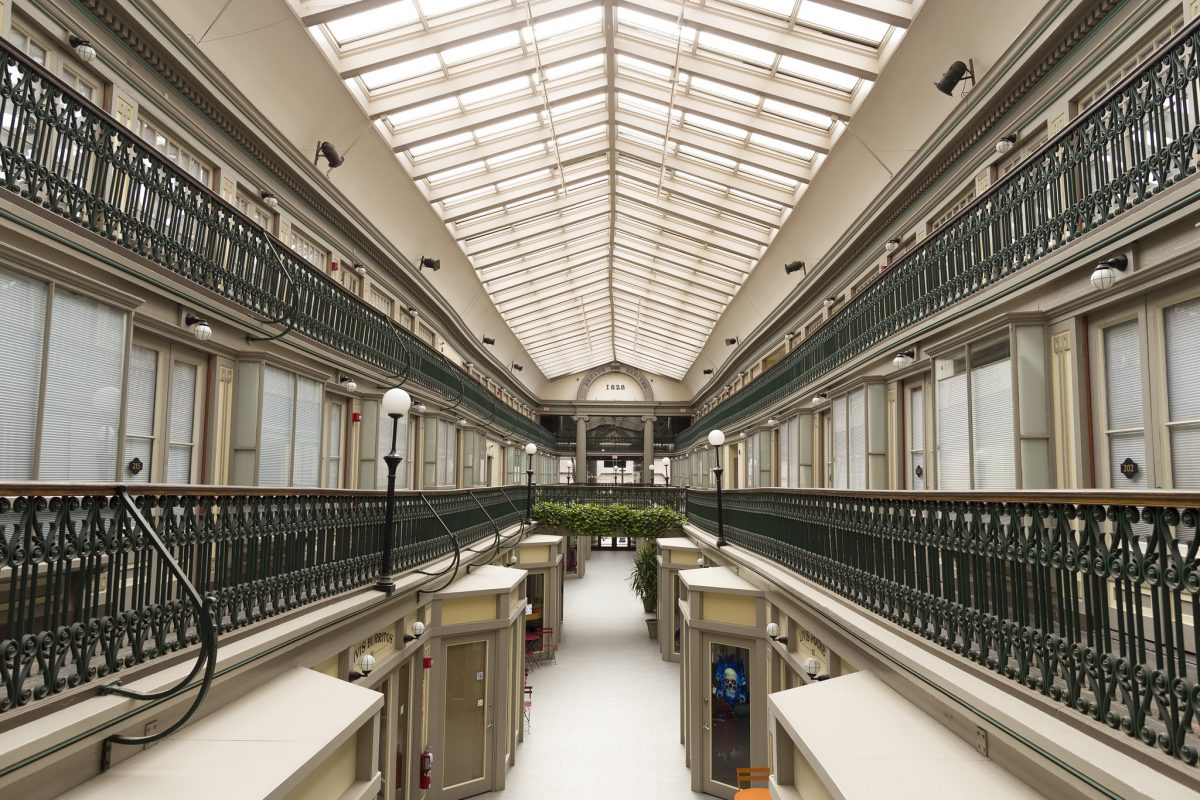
677, 19, 1200, 451
0, 41, 551, 447
0, 484, 524, 713
687, 488, 1200, 765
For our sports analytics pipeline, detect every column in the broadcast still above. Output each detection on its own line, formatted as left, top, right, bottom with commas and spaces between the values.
574, 415, 588, 484
642, 415, 656, 484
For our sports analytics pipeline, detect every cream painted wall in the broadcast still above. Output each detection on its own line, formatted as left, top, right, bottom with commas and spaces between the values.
283, 734, 357, 800
702, 593, 756, 627
144, 0, 547, 392
441, 595, 498, 625
684, 0, 1055, 394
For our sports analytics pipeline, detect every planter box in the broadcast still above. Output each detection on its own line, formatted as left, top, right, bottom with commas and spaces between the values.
646, 617, 658, 640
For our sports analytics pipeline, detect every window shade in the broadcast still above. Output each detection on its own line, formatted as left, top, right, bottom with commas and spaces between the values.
326, 401, 343, 487
1165, 298, 1200, 488
937, 372, 970, 490
292, 377, 322, 487
848, 389, 865, 490
832, 395, 847, 489
167, 361, 196, 483
1103, 321, 1146, 489
0, 268, 45, 480
971, 358, 1016, 489
778, 416, 791, 488
260, 366, 295, 487
40, 289, 125, 481
910, 387, 925, 490
125, 345, 157, 483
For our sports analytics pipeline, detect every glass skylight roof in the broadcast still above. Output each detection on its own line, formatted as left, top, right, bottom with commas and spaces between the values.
294, 0, 915, 380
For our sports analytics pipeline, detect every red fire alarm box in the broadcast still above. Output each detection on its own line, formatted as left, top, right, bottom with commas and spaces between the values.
423, 655, 433, 669
351, 411, 362, 423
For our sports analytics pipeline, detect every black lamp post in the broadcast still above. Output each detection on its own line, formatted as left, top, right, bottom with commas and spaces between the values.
709, 429, 727, 547
524, 442, 537, 523
376, 388, 411, 592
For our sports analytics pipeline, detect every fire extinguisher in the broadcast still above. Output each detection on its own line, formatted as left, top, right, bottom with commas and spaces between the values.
419, 745, 433, 791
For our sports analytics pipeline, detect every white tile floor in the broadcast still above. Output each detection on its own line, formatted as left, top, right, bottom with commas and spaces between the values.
480, 550, 708, 800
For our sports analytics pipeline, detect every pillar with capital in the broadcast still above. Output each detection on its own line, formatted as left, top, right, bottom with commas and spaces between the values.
642, 415, 656, 484
573, 415, 588, 484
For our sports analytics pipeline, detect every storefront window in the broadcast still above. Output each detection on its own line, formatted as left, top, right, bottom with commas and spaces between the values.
710, 642, 751, 788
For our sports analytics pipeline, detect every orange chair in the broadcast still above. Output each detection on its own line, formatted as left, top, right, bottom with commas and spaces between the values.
734, 767, 771, 799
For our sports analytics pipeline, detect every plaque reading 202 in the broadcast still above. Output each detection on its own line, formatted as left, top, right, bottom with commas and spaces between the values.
605, 384, 626, 390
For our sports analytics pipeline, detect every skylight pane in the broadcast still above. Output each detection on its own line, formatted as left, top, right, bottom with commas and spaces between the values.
678, 144, 736, 169
687, 75, 760, 107
549, 94, 605, 118
417, 0, 488, 19
617, 54, 674, 81
684, 113, 748, 140
697, 32, 775, 66
738, 162, 799, 187
529, 7, 604, 42
487, 142, 546, 167
361, 54, 441, 90
554, 124, 607, 146
409, 131, 473, 158
388, 96, 460, 127
426, 160, 486, 184
441, 185, 494, 207
497, 169, 552, 192
733, 0, 795, 17
326, 1, 419, 43
459, 76, 532, 107
761, 98, 832, 129
798, 2, 889, 45
616, 7, 696, 44
543, 53, 605, 81
475, 113, 539, 140
617, 125, 665, 148
777, 56, 857, 91
441, 30, 521, 66
749, 132, 814, 160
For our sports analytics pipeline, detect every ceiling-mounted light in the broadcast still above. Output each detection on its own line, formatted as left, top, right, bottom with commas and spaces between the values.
935, 59, 975, 96
811, 392, 828, 406
823, 296, 838, 308
1090, 255, 1129, 291
184, 313, 212, 341
884, 238, 900, 254
724, 337, 737, 346
702, 368, 713, 375
314, 140, 344, 168
995, 134, 1017, 154
68, 35, 97, 63
260, 191, 279, 209
339, 375, 358, 393
891, 349, 915, 369
784, 260, 805, 275
419, 256, 440, 271
482, 336, 495, 345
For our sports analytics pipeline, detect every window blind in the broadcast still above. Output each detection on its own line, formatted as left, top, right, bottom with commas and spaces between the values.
292, 377, 322, 487
848, 389, 866, 490
778, 417, 791, 488
259, 366, 295, 487
167, 361, 196, 483
971, 359, 1016, 489
832, 395, 848, 489
39, 290, 125, 481
125, 345, 158, 483
0, 269, 45, 480
936, 372, 970, 490
326, 401, 343, 488
1165, 299, 1200, 488
910, 387, 925, 490
1103, 320, 1146, 489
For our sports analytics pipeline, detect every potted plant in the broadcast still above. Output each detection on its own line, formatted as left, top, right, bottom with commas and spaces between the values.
628, 540, 659, 639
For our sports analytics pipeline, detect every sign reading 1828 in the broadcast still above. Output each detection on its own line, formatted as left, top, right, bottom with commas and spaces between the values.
585, 372, 645, 402
605, 383, 626, 391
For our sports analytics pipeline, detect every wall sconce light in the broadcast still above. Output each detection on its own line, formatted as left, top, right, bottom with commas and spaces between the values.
884, 238, 900, 254
696, 553, 707, 567
419, 256, 441, 271
504, 439, 513, 445
512, 362, 523, 372
784, 260, 805, 275
892, 349, 915, 369
415, 401, 427, 413
1091, 255, 1128, 290
349, 653, 376, 681
510, 552, 519, 565
766, 622, 789, 645
403, 621, 426, 643
995, 134, 1017, 154
68, 35, 97, 63
766, 417, 778, 427
935, 59, 975, 96
409, 307, 419, 317
184, 313, 213, 341
457, 417, 468, 427
463, 361, 473, 369
482, 336, 495, 345
260, 191, 279, 209
811, 392, 828, 406
353, 262, 367, 276
802, 656, 821, 679
823, 296, 838, 309
339, 375, 358, 393
314, 141, 344, 168
724, 337, 737, 346
702, 368, 713, 375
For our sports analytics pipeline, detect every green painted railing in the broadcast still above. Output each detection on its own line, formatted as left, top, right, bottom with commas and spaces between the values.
678, 16, 1200, 451
688, 487, 1200, 765
0, 483, 525, 713
0, 39, 552, 447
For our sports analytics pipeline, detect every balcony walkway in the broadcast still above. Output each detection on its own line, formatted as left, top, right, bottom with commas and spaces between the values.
482, 549, 705, 800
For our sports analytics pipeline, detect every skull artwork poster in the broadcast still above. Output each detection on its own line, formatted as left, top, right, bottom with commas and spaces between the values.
709, 643, 751, 788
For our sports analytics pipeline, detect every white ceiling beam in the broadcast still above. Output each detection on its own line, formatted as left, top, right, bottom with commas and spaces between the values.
813, 0, 914, 28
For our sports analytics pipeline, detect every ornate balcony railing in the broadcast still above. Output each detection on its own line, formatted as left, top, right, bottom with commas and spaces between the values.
0, 39, 552, 448
687, 487, 1200, 765
537, 485, 685, 512
677, 17, 1200, 451
0, 484, 524, 714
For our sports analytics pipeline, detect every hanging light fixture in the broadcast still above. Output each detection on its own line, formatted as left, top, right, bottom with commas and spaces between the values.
892, 349, 915, 369
1090, 255, 1128, 290
68, 35, 97, 63
184, 313, 213, 341
339, 375, 358, 393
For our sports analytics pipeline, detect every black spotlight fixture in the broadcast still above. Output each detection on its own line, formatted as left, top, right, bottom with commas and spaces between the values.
419, 256, 441, 271
702, 368, 713, 375
724, 337, 737, 346
482, 336, 495, 345
784, 260, 805, 275
512, 362, 523, 372
935, 59, 975, 96
314, 141, 344, 168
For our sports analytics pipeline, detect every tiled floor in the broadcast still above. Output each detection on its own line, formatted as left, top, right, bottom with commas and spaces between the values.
480, 550, 708, 800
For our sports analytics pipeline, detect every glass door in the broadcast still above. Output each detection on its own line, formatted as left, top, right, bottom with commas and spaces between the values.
440, 635, 494, 800
703, 636, 754, 798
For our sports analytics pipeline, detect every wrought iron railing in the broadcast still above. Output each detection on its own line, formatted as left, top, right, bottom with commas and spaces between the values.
0, 39, 552, 448
677, 17, 1200, 451
0, 483, 524, 713
687, 487, 1200, 765
537, 485, 685, 512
